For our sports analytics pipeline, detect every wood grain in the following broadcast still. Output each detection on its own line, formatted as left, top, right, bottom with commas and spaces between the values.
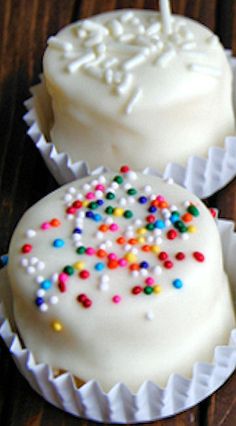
0, 1, 235, 425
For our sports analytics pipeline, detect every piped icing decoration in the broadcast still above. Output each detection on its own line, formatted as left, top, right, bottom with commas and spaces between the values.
46, 3, 221, 115
16, 167, 211, 325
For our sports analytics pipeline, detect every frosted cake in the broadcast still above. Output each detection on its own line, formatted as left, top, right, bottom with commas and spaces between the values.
42, 9, 235, 171
7, 167, 235, 391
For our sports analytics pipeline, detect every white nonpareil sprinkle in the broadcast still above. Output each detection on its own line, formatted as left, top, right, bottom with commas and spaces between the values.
20, 258, 28, 267
99, 281, 110, 291
25, 229, 36, 238
37, 261, 45, 271
105, 217, 113, 225
145, 310, 155, 321
131, 270, 140, 278
39, 303, 48, 313
96, 231, 104, 240
153, 265, 162, 275
29, 256, 38, 265
26, 266, 36, 275
37, 289, 46, 297
49, 296, 59, 305
51, 273, 59, 283
144, 185, 152, 194
181, 233, 189, 240
140, 269, 148, 277
64, 194, 73, 203
119, 197, 127, 207
68, 186, 77, 194
127, 170, 138, 181
35, 275, 44, 284
100, 274, 110, 283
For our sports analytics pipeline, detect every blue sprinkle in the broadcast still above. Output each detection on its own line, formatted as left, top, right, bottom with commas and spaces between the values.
35, 297, 44, 306
73, 227, 82, 234
86, 211, 94, 219
97, 199, 104, 206
154, 219, 165, 229
0, 255, 8, 268
94, 262, 105, 271
140, 261, 149, 269
172, 278, 183, 289
40, 279, 52, 290
148, 206, 157, 213
138, 196, 147, 204
53, 239, 65, 248
170, 212, 180, 223
93, 213, 102, 222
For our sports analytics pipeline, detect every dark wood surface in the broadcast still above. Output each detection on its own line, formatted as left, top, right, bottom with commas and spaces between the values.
0, 1, 236, 424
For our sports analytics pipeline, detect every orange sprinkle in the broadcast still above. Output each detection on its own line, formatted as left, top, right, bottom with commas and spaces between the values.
129, 263, 140, 271
117, 236, 126, 245
108, 260, 119, 269
159, 201, 169, 209
50, 218, 61, 227
99, 224, 109, 232
182, 213, 193, 223
96, 249, 107, 258
142, 244, 151, 252
151, 200, 159, 208
128, 238, 138, 245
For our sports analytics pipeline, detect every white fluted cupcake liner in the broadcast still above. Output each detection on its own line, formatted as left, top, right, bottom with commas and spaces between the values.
23, 52, 236, 198
1, 218, 236, 423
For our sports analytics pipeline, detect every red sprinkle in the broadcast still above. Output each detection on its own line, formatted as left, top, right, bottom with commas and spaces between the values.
120, 165, 130, 173
158, 251, 168, 261
193, 251, 205, 262
66, 207, 76, 215
146, 214, 156, 223
79, 270, 90, 279
72, 200, 82, 209
77, 294, 87, 303
132, 285, 143, 295
209, 208, 217, 218
58, 282, 67, 292
83, 299, 92, 308
21, 244, 32, 254
167, 229, 177, 240
175, 252, 186, 261
164, 260, 174, 269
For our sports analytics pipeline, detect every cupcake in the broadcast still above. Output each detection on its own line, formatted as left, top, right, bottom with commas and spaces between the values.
4, 167, 235, 394
25, 7, 236, 195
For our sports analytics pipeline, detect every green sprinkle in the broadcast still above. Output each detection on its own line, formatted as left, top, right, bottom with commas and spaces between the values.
89, 201, 98, 210
105, 206, 114, 215
127, 188, 137, 196
63, 265, 74, 276
113, 175, 123, 184
106, 192, 115, 200
123, 210, 133, 219
174, 220, 187, 233
146, 223, 155, 231
144, 286, 153, 295
187, 205, 200, 217
76, 246, 86, 255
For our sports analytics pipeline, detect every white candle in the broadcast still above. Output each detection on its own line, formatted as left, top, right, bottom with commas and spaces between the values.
160, 0, 172, 35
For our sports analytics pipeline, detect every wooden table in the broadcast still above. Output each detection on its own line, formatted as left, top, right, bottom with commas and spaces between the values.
0, 1, 236, 424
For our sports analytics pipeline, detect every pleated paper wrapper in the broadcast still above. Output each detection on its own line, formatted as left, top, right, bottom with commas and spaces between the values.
0, 218, 236, 423
23, 52, 236, 199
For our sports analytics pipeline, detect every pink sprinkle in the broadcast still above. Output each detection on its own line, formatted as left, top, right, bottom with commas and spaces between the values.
95, 184, 105, 191
118, 258, 128, 267
109, 223, 119, 232
41, 222, 51, 230
86, 192, 95, 200
112, 295, 122, 304
86, 247, 95, 256
145, 277, 154, 286
156, 195, 165, 202
108, 253, 117, 261
58, 273, 69, 284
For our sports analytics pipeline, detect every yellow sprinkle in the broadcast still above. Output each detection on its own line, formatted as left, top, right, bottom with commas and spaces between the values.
125, 252, 137, 263
74, 261, 85, 270
114, 208, 124, 217
188, 225, 197, 233
153, 285, 162, 294
137, 227, 147, 235
52, 321, 63, 332
138, 236, 146, 244
83, 200, 89, 207
152, 245, 160, 254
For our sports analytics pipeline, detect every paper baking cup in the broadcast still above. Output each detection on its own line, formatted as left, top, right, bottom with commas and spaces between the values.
23, 51, 236, 198
0, 219, 236, 423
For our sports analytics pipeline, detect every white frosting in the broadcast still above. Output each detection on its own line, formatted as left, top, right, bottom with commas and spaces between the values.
8, 170, 235, 391
43, 9, 235, 172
